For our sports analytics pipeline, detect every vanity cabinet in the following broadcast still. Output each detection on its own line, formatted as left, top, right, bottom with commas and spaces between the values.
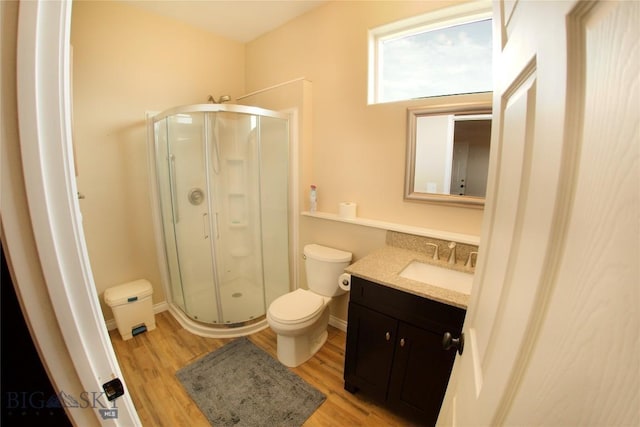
344, 275, 466, 425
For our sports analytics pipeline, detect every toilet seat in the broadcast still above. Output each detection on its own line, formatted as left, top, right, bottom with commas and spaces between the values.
269, 289, 326, 325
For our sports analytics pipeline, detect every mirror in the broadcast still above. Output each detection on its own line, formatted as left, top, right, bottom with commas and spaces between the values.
405, 102, 492, 207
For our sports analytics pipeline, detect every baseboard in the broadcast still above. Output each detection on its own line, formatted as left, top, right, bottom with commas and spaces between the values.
105, 300, 169, 331
329, 315, 348, 332
105, 302, 349, 334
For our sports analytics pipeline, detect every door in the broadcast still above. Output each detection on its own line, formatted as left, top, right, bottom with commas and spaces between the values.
344, 303, 397, 401
439, 1, 639, 425
162, 112, 220, 323
16, 1, 141, 424
388, 322, 456, 425
449, 141, 468, 196
207, 112, 266, 324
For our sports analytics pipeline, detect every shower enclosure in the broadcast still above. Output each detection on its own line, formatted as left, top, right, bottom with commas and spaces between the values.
149, 104, 290, 332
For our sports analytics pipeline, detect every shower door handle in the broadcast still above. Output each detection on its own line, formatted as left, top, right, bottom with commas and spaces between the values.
203, 212, 209, 239
169, 154, 179, 223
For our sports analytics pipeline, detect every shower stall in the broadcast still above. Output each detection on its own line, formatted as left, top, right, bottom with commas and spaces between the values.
148, 104, 290, 335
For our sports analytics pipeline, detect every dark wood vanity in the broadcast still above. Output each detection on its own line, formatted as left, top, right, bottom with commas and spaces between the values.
344, 275, 466, 426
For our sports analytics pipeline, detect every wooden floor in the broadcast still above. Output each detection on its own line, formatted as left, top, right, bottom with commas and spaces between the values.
110, 311, 418, 426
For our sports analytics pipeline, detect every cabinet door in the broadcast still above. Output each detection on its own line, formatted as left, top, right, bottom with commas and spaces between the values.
388, 322, 457, 425
344, 303, 397, 401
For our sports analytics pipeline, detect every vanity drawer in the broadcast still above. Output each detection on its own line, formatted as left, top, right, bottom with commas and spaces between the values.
349, 275, 465, 334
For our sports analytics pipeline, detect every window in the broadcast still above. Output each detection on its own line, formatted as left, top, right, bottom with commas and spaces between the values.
369, 2, 493, 104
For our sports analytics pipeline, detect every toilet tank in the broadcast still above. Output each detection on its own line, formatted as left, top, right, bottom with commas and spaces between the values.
304, 244, 352, 297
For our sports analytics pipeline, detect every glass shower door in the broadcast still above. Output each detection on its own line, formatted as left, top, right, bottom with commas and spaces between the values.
154, 117, 185, 311
159, 112, 219, 323
259, 115, 290, 308
208, 112, 265, 323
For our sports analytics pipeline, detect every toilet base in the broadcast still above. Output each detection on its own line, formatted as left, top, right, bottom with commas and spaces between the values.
277, 329, 328, 367
271, 307, 330, 367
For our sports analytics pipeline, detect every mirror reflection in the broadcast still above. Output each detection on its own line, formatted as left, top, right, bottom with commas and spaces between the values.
405, 104, 492, 207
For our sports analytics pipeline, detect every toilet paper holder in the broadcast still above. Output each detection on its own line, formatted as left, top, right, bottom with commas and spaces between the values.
338, 273, 351, 291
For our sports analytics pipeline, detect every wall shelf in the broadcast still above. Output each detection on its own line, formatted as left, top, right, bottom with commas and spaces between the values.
301, 211, 480, 245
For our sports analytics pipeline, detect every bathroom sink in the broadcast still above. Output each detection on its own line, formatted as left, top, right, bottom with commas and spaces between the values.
399, 261, 473, 294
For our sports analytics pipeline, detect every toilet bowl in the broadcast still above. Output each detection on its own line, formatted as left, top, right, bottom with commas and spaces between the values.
267, 244, 352, 367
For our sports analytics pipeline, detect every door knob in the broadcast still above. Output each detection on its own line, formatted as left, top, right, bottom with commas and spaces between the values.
442, 332, 464, 355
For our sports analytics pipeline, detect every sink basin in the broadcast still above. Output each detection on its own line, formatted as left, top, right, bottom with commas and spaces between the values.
399, 261, 473, 294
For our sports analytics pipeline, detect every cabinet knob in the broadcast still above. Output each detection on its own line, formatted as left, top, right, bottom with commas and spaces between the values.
400, 338, 405, 347
442, 332, 464, 355
385, 332, 391, 341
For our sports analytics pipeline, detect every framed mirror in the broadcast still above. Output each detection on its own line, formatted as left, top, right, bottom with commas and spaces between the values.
405, 101, 492, 207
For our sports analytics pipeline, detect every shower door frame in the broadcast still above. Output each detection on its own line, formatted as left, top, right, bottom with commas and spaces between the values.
147, 104, 292, 337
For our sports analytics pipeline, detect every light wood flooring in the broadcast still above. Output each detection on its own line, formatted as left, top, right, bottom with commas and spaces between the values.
109, 311, 418, 426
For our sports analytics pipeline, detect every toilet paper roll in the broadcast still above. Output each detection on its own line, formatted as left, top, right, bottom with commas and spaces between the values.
338, 273, 351, 292
339, 202, 357, 220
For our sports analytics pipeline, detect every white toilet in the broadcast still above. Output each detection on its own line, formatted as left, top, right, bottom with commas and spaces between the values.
267, 244, 352, 367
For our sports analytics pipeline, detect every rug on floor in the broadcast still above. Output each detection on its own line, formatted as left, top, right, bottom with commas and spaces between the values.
176, 337, 326, 427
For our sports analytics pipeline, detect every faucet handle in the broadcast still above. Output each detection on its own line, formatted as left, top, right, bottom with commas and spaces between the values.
425, 243, 439, 260
447, 242, 457, 264
465, 251, 478, 268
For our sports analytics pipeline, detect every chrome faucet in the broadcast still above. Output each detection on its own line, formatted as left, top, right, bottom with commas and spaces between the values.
425, 243, 439, 260
465, 251, 478, 268
447, 242, 457, 264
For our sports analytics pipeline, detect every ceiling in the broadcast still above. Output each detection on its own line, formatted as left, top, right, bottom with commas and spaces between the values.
123, 1, 327, 43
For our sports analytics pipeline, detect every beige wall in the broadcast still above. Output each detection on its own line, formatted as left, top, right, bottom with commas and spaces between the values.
246, 1, 485, 321
70, 1, 245, 318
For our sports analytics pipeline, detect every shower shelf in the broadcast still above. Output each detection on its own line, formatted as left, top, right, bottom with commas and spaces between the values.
229, 222, 248, 228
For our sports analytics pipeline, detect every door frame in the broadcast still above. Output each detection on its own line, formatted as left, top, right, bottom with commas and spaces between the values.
16, 1, 140, 424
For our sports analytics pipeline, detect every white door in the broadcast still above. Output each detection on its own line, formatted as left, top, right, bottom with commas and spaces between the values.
17, 1, 141, 424
450, 141, 469, 196
439, 1, 639, 425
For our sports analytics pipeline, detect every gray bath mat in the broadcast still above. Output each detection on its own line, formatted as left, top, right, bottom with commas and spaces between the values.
176, 337, 326, 426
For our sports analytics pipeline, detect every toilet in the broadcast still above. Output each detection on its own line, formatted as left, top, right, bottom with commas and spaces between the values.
267, 244, 352, 367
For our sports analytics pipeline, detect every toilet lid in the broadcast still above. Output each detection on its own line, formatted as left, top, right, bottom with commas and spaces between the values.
269, 289, 325, 324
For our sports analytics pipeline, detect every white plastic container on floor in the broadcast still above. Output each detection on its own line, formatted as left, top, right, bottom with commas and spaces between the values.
104, 279, 156, 340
